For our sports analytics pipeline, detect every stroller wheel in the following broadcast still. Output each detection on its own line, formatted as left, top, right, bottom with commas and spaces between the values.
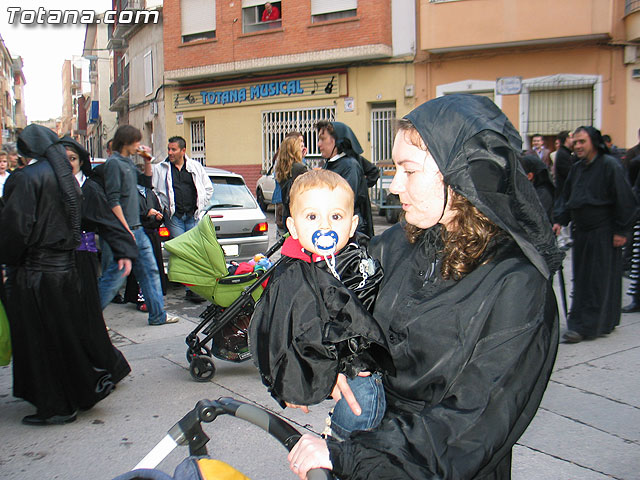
186, 345, 211, 364
189, 355, 216, 382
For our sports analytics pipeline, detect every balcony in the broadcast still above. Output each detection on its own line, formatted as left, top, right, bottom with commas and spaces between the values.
625, 0, 640, 42
112, 0, 145, 40
109, 64, 129, 111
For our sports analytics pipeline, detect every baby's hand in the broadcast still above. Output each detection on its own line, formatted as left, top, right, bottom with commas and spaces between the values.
285, 402, 310, 414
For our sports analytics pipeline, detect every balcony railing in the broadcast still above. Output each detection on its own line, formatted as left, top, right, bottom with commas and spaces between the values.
109, 64, 129, 107
626, 0, 640, 15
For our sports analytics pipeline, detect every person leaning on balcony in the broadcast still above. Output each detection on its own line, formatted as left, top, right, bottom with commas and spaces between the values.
151, 135, 213, 303
261, 2, 280, 21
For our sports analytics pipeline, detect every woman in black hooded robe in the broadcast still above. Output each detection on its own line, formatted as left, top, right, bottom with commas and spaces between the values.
287, 95, 562, 479
0, 125, 132, 425
57, 135, 135, 384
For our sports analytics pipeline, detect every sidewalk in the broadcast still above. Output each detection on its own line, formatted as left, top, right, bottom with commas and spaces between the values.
1, 218, 639, 479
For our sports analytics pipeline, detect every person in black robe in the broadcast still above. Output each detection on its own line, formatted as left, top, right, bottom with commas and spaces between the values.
57, 136, 135, 383
124, 183, 169, 308
250, 169, 391, 441
287, 94, 563, 479
0, 124, 135, 425
520, 154, 555, 222
316, 121, 374, 238
553, 126, 638, 343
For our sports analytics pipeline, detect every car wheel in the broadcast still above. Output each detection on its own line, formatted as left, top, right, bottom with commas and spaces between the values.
256, 187, 268, 212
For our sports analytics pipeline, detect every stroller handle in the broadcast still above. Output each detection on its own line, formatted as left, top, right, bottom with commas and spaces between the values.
170, 397, 333, 480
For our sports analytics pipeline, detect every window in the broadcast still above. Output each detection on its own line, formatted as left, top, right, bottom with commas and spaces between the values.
519, 74, 601, 148
436, 80, 502, 108
261, 106, 336, 172
143, 50, 153, 96
370, 104, 396, 164
311, 0, 357, 23
181, 0, 216, 43
190, 119, 206, 165
527, 88, 594, 136
242, 0, 281, 33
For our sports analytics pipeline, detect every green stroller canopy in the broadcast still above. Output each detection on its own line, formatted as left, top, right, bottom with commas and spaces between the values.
164, 216, 229, 298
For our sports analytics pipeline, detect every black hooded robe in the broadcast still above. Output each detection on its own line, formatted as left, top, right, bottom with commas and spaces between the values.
0, 126, 122, 418
249, 236, 390, 407
555, 152, 638, 337
325, 95, 561, 479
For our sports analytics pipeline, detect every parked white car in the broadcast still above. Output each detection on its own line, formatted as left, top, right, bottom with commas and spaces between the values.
255, 169, 276, 212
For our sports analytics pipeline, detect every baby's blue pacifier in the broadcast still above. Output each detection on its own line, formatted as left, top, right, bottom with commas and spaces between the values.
311, 230, 339, 255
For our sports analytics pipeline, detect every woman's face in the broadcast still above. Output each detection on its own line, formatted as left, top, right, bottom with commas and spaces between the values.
390, 130, 454, 230
0, 157, 7, 174
299, 135, 308, 158
317, 128, 336, 159
66, 148, 81, 175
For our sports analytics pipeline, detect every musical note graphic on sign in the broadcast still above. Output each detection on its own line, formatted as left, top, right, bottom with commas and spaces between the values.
185, 93, 196, 104
311, 80, 319, 95
324, 76, 335, 94
174, 94, 180, 108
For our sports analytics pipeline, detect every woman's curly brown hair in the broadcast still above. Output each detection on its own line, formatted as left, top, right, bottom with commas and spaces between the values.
399, 120, 505, 280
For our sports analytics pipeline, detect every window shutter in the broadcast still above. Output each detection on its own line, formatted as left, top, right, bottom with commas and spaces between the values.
311, 0, 357, 16
528, 88, 593, 135
181, 0, 216, 36
143, 50, 153, 96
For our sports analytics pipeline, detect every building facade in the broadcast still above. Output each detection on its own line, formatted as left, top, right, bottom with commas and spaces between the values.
416, 0, 637, 150
163, 0, 416, 191
83, 13, 119, 158
107, 0, 166, 158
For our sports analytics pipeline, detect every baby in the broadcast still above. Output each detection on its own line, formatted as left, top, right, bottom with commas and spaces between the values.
250, 169, 392, 440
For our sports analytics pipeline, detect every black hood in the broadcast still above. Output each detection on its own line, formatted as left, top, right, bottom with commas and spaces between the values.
520, 154, 554, 192
57, 135, 92, 177
332, 121, 363, 158
405, 94, 563, 278
18, 124, 82, 244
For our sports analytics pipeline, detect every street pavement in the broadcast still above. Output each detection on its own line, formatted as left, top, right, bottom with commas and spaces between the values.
1, 211, 639, 479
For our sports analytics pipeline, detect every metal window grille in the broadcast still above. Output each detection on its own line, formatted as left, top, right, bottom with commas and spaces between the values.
370, 106, 396, 164
190, 119, 206, 165
526, 85, 594, 136
261, 106, 336, 171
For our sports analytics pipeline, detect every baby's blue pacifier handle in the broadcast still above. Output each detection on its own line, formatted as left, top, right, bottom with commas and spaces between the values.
311, 230, 339, 255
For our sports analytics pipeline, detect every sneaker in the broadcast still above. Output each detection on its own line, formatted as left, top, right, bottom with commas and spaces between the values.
150, 315, 180, 326
111, 293, 125, 304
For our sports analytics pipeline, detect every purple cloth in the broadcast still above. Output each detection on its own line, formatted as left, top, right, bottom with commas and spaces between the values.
77, 231, 98, 253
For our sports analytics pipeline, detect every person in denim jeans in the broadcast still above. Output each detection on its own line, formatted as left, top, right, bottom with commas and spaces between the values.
250, 170, 390, 441
152, 136, 213, 303
98, 125, 178, 326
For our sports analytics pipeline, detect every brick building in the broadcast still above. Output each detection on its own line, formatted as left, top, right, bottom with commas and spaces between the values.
163, 0, 416, 191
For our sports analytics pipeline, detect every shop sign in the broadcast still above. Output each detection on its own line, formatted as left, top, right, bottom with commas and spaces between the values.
173, 74, 339, 111
496, 76, 522, 95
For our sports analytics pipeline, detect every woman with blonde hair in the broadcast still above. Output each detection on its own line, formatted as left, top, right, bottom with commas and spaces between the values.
275, 134, 308, 233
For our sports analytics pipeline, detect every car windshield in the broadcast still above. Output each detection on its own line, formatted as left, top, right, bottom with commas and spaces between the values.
207, 176, 257, 209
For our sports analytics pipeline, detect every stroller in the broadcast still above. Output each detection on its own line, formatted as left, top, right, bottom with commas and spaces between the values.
113, 396, 332, 480
164, 216, 286, 382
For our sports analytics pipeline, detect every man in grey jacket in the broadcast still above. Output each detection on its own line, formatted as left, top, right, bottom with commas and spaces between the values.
152, 136, 213, 302
98, 125, 179, 325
